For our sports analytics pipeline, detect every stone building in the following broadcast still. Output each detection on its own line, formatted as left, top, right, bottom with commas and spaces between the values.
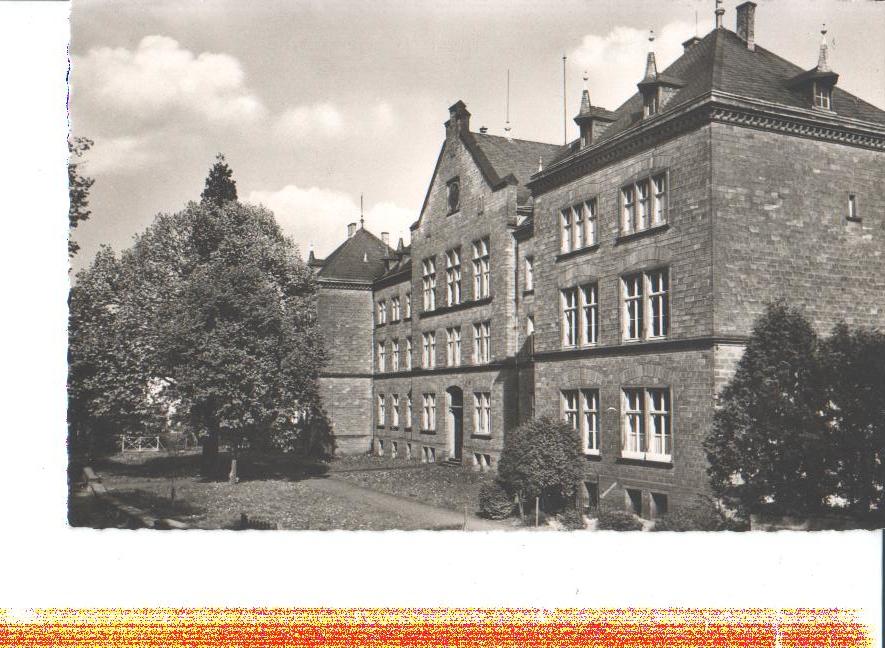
310, 2, 885, 517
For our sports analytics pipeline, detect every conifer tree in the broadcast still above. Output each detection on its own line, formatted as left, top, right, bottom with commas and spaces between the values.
200, 153, 238, 207
704, 302, 831, 518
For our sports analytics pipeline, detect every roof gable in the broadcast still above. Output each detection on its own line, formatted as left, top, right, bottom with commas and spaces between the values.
317, 227, 393, 282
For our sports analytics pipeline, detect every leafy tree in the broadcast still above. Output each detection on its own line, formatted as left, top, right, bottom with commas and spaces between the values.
704, 302, 831, 518
821, 323, 885, 521
497, 416, 584, 512
68, 246, 164, 460
157, 201, 327, 480
68, 157, 329, 481
68, 137, 95, 258
200, 153, 238, 207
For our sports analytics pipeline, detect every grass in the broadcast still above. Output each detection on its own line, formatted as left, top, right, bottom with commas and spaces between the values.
331, 455, 496, 514
74, 450, 486, 530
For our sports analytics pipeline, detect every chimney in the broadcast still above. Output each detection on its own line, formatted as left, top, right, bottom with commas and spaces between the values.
736, 2, 756, 50
381, 232, 390, 247
682, 36, 701, 53
714, 0, 725, 29
446, 100, 471, 139
347, 222, 356, 238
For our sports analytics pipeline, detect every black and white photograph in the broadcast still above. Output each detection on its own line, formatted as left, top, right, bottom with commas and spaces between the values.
64, 0, 885, 534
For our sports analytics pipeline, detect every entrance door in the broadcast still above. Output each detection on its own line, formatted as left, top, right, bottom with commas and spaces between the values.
446, 386, 464, 461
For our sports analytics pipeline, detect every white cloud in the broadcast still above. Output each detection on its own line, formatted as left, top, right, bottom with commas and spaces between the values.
73, 35, 266, 126
82, 135, 162, 176
275, 103, 344, 138
571, 21, 693, 109
247, 185, 414, 257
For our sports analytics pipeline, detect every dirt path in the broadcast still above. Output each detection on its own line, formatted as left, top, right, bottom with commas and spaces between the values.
312, 476, 515, 531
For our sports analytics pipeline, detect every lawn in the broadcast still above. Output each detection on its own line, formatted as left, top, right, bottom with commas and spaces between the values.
73, 450, 492, 530
330, 455, 496, 514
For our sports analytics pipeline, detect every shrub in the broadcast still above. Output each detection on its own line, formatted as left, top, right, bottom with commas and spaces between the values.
497, 416, 583, 513
478, 480, 515, 520
596, 509, 643, 532
557, 507, 586, 530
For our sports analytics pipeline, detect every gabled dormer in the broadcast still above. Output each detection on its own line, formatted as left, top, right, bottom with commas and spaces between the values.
787, 26, 839, 112
573, 73, 617, 148
637, 30, 684, 118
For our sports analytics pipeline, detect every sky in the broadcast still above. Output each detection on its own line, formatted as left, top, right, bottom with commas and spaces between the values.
69, 0, 885, 272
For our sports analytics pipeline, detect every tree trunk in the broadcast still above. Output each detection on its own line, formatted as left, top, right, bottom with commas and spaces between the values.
228, 442, 239, 484
201, 431, 218, 478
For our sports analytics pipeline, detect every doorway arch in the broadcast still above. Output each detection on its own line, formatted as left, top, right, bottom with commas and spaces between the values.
445, 386, 464, 461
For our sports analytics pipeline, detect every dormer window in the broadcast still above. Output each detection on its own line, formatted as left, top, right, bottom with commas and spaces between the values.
813, 82, 831, 110
447, 177, 461, 214
643, 90, 659, 117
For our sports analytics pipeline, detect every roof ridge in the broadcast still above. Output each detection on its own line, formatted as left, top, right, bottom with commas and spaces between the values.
472, 131, 560, 149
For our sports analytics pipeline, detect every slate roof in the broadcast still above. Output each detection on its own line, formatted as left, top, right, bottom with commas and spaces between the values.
470, 133, 561, 188
316, 227, 394, 282
549, 27, 885, 165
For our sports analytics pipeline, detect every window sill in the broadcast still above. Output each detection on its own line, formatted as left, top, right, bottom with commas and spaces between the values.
404, 427, 413, 432
419, 296, 492, 318
616, 223, 669, 244
376, 425, 385, 430
555, 243, 600, 262
523, 289, 534, 296
846, 216, 862, 223
621, 336, 668, 345
403, 316, 412, 322
419, 429, 436, 435
617, 453, 672, 467
389, 426, 399, 432
471, 434, 492, 440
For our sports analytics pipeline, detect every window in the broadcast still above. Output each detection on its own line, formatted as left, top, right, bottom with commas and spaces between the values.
647, 270, 669, 338
447, 177, 461, 213
391, 394, 400, 428
377, 341, 386, 372
561, 199, 598, 253
391, 441, 398, 458
422, 332, 436, 368
405, 337, 413, 370
562, 390, 579, 430
422, 393, 437, 431
637, 179, 651, 230
377, 393, 386, 426
581, 389, 600, 453
423, 446, 436, 463
526, 315, 534, 337
651, 492, 668, 518
445, 248, 462, 306
524, 256, 534, 292
580, 283, 598, 346
623, 274, 644, 341
405, 392, 413, 429
813, 82, 831, 110
643, 90, 658, 117
473, 321, 490, 364
626, 488, 643, 515
391, 296, 401, 321
404, 292, 411, 319
560, 208, 572, 253
623, 269, 669, 341
473, 392, 491, 436
422, 258, 436, 311
622, 387, 671, 461
561, 287, 578, 347
445, 327, 461, 366
562, 389, 600, 454
377, 300, 387, 325
621, 173, 667, 234
392, 339, 400, 371
472, 237, 490, 299
848, 194, 859, 221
